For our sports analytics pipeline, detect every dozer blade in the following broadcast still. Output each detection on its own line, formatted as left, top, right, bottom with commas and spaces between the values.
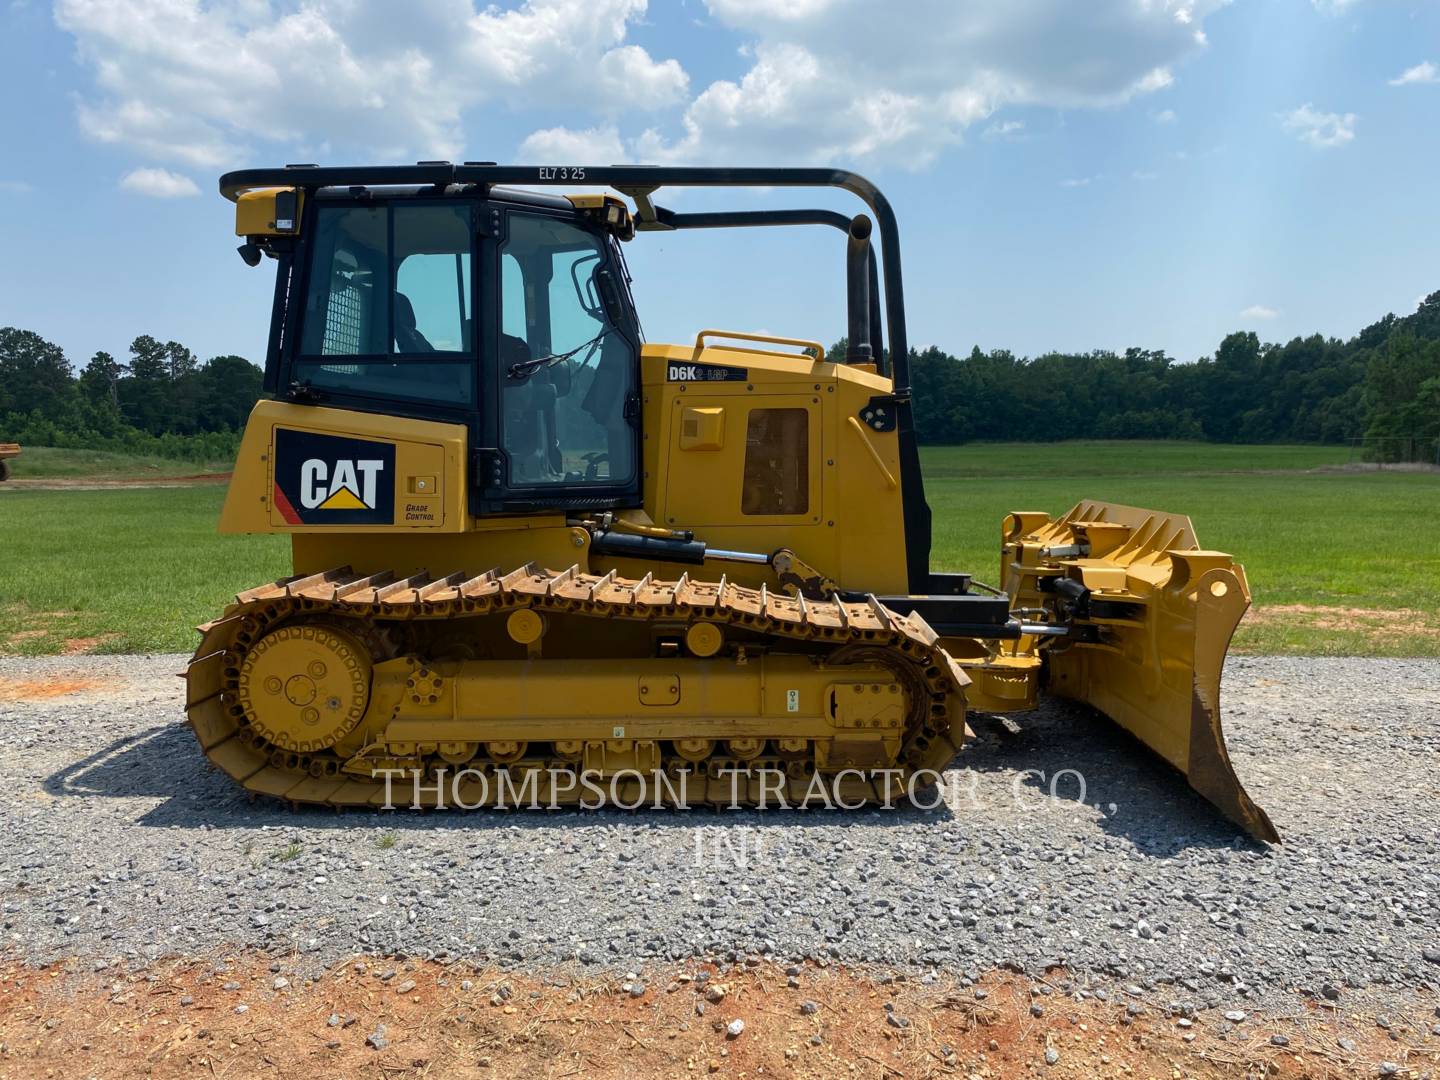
1003, 501, 1278, 843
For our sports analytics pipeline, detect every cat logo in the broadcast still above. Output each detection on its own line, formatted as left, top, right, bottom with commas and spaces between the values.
300, 459, 383, 511
272, 429, 396, 525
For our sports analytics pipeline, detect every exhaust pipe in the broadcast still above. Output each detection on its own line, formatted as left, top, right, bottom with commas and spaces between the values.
846, 214, 874, 364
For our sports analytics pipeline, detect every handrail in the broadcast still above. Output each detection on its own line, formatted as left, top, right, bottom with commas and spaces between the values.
846, 417, 898, 490
693, 329, 827, 361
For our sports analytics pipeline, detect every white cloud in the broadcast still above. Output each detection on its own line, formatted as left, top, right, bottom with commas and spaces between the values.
1389, 61, 1438, 86
0, 180, 33, 193
1240, 305, 1279, 320
704, 0, 833, 18
1281, 103, 1356, 149
1131, 169, 1160, 181
983, 119, 1025, 140
119, 167, 201, 198
55, 0, 686, 168
1152, 108, 1177, 124
56, 0, 1229, 173
520, 125, 628, 163
1060, 176, 1096, 188
558, 0, 1225, 166
594, 45, 689, 105
1135, 67, 1175, 93
1311, 0, 1363, 12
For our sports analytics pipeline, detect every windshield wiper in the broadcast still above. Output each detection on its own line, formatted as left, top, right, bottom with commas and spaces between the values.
506, 329, 611, 381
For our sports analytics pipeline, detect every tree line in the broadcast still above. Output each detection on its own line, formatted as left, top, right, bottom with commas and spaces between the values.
3, 289, 1437, 462
0, 329, 261, 461
833, 289, 1440, 459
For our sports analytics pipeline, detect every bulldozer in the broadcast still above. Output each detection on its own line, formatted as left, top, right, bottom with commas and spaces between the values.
0, 443, 19, 482
189, 163, 1276, 842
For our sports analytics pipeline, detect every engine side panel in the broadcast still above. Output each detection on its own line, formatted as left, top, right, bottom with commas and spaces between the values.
640, 342, 910, 596
220, 400, 468, 535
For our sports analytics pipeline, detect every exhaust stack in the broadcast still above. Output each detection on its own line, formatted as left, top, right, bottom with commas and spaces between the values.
846, 214, 874, 365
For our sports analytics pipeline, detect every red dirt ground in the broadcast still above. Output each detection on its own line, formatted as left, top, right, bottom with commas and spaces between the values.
0, 473, 231, 491
1, 956, 1435, 1079
0, 677, 109, 702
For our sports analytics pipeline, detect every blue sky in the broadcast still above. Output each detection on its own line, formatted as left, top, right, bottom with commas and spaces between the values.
1, 0, 1436, 371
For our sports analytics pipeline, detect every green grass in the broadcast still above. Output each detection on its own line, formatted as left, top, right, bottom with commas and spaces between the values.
0, 487, 288, 655
923, 443, 1440, 657
3, 446, 233, 479
270, 842, 304, 863
0, 440, 1434, 657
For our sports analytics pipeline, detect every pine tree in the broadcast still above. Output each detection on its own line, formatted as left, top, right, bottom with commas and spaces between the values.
119, 335, 174, 434
79, 351, 125, 407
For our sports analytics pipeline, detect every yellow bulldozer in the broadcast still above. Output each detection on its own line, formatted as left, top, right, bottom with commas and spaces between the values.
188, 163, 1276, 842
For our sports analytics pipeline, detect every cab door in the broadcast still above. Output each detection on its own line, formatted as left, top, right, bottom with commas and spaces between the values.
275, 197, 481, 528
481, 206, 641, 512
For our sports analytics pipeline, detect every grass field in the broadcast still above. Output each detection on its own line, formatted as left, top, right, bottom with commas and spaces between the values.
0, 440, 1435, 656
0, 486, 286, 655
3, 445, 234, 479
923, 443, 1439, 656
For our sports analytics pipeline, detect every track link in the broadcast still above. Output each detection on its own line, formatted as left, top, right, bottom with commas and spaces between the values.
185, 564, 970, 809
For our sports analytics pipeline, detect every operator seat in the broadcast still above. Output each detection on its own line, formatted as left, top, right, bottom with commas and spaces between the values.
394, 293, 435, 353
501, 333, 565, 478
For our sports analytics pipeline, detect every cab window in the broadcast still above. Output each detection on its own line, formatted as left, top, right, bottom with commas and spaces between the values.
295, 202, 474, 406
500, 213, 635, 487
742, 408, 809, 515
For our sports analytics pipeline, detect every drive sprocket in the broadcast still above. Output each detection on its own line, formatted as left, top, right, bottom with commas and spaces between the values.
235, 623, 371, 753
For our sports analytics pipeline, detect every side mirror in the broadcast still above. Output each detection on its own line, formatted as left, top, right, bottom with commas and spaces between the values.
596, 269, 627, 326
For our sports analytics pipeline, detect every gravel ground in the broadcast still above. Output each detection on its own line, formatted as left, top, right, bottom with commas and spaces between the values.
2, 653, 1438, 1015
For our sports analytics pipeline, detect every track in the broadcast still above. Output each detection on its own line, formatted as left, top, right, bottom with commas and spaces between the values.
185, 565, 970, 808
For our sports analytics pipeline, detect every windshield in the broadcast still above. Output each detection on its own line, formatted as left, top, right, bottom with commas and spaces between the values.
500, 213, 635, 487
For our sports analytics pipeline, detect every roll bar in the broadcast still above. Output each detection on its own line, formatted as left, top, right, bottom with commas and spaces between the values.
647, 207, 884, 371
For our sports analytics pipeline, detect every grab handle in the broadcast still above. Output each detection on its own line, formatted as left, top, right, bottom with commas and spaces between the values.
693, 329, 827, 361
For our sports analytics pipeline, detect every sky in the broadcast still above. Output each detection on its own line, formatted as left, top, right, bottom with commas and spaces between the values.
1, 0, 1437, 371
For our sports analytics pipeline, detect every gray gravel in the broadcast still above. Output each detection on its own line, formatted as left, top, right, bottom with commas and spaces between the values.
2, 653, 1438, 1013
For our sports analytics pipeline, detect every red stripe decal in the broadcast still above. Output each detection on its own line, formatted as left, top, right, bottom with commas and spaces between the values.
272, 481, 302, 525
